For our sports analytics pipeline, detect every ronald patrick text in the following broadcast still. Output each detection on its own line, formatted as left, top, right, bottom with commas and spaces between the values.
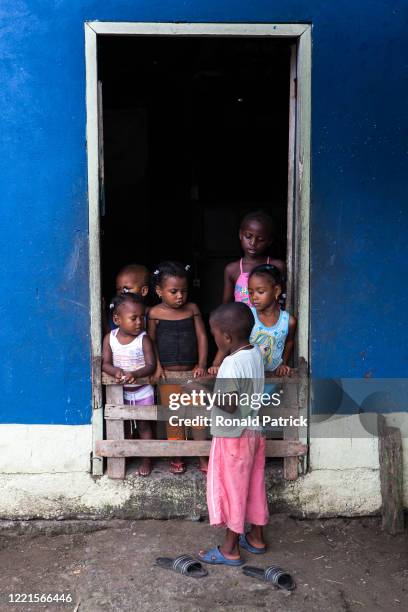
168, 415, 308, 428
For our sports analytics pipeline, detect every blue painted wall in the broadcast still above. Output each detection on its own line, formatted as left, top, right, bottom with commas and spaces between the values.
0, 1, 407, 424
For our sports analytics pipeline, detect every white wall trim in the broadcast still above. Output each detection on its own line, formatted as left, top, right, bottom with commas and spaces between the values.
87, 22, 309, 37
85, 23, 103, 475
296, 26, 311, 366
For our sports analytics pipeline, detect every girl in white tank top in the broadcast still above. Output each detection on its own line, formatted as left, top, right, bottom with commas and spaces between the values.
109, 328, 153, 403
102, 293, 156, 476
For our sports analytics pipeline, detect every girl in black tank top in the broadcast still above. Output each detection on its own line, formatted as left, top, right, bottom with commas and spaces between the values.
147, 261, 208, 474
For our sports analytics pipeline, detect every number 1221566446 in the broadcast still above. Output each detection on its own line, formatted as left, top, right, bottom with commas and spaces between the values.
7, 593, 73, 604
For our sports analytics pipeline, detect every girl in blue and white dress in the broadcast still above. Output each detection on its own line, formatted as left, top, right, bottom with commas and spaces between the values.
248, 264, 297, 380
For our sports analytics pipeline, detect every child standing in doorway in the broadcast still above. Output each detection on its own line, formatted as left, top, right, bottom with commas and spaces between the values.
248, 264, 296, 377
209, 210, 285, 374
115, 263, 150, 298
103, 264, 150, 335
148, 261, 208, 474
102, 293, 156, 476
197, 303, 269, 565
223, 210, 285, 306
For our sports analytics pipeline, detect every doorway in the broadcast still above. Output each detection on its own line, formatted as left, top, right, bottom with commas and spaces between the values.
98, 35, 290, 351
85, 22, 311, 475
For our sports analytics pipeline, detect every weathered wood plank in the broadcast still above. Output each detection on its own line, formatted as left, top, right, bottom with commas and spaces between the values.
378, 415, 404, 535
106, 384, 124, 405
105, 420, 125, 479
285, 42, 297, 314
85, 22, 103, 477
90, 22, 310, 38
104, 404, 296, 422
283, 381, 300, 480
101, 371, 300, 385
105, 385, 125, 478
96, 439, 307, 458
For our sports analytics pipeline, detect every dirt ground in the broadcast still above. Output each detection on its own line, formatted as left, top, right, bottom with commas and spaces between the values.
0, 516, 407, 612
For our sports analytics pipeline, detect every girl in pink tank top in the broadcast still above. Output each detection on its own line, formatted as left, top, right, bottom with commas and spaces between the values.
209, 211, 285, 374
234, 256, 271, 305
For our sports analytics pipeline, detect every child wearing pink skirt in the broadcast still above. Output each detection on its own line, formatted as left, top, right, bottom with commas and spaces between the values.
198, 302, 269, 565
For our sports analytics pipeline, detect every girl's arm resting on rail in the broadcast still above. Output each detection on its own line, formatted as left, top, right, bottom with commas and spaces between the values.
209, 348, 228, 375
274, 315, 297, 377
147, 316, 166, 382
192, 305, 208, 377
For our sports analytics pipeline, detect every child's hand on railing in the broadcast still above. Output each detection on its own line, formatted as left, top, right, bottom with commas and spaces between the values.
150, 364, 166, 384
114, 368, 126, 383
192, 365, 207, 378
123, 372, 136, 384
274, 364, 292, 377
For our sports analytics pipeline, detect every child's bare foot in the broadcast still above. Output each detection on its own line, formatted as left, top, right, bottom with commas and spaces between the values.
198, 457, 208, 474
218, 546, 241, 560
138, 458, 151, 477
246, 526, 266, 549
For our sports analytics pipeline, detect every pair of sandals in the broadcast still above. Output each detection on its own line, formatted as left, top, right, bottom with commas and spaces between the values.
155, 534, 295, 591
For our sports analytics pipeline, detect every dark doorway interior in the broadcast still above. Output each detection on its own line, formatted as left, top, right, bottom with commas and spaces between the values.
98, 35, 292, 358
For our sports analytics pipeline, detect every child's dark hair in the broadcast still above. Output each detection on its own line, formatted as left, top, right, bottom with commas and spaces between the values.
240, 209, 274, 239
249, 264, 283, 286
152, 260, 191, 288
118, 263, 150, 287
109, 292, 144, 315
210, 303, 254, 340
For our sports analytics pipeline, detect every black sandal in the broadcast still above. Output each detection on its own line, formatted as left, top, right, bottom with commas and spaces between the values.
243, 565, 295, 591
155, 555, 208, 578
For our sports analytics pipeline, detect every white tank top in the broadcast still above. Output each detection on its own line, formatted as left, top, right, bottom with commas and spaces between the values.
110, 329, 153, 401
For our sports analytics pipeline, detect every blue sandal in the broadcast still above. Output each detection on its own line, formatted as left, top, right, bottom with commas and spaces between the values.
239, 533, 267, 554
199, 546, 244, 566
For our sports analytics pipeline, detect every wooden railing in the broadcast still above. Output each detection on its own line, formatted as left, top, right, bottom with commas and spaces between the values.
96, 359, 308, 480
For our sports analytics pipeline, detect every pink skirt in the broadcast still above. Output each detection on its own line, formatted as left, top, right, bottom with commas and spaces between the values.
207, 429, 269, 534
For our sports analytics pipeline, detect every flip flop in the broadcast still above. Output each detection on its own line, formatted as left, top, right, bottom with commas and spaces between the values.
155, 555, 208, 578
169, 461, 186, 474
243, 565, 296, 591
239, 533, 266, 554
199, 546, 244, 566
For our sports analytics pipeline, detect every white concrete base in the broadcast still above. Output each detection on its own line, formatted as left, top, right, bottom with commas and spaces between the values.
277, 469, 381, 517
0, 466, 382, 520
0, 425, 92, 473
0, 415, 405, 518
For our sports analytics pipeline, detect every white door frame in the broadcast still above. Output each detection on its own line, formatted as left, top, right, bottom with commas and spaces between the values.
84, 22, 311, 475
